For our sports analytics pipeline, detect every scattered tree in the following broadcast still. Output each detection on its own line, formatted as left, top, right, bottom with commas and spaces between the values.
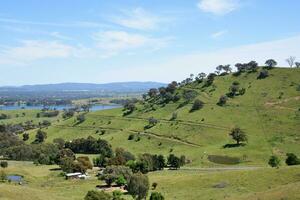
217, 95, 228, 106
257, 70, 269, 79
34, 129, 47, 143
268, 155, 280, 168
190, 99, 204, 112
265, 59, 277, 69
286, 56, 296, 67
127, 172, 149, 200
295, 62, 300, 68
229, 127, 247, 145
22, 133, 29, 141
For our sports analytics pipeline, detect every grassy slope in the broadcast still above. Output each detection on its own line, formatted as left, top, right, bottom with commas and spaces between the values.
0, 161, 299, 200
36, 68, 299, 167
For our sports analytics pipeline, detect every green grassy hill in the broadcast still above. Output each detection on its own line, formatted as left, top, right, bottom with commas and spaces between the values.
33, 67, 300, 167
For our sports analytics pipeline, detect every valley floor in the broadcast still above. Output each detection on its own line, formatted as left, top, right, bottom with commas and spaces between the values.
0, 161, 299, 200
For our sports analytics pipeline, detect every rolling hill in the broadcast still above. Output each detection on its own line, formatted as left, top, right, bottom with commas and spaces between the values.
28, 67, 300, 167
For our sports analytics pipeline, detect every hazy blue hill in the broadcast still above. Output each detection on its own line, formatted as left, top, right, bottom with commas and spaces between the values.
0, 81, 166, 93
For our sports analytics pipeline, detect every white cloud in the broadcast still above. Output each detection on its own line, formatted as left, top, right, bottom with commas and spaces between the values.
197, 0, 239, 15
0, 17, 109, 28
100, 35, 300, 83
0, 40, 87, 65
111, 8, 163, 30
92, 31, 172, 57
211, 30, 228, 38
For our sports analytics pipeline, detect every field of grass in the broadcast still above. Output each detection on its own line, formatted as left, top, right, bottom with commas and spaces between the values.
1, 161, 299, 200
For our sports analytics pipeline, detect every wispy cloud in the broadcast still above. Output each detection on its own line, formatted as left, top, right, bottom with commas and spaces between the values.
92, 30, 173, 57
0, 17, 109, 28
0, 40, 88, 65
211, 30, 228, 38
111, 8, 166, 30
103, 35, 300, 83
197, 0, 240, 15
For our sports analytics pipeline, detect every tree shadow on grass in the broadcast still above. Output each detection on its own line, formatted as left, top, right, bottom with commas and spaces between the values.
223, 143, 246, 148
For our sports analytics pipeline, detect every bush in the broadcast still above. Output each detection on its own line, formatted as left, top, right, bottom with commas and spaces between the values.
170, 112, 177, 121
128, 134, 135, 140
190, 99, 204, 112
84, 190, 112, 200
150, 192, 165, 200
268, 155, 280, 168
217, 95, 228, 106
0, 161, 8, 168
257, 70, 269, 79
285, 153, 300, 166
152, 182, 158, 190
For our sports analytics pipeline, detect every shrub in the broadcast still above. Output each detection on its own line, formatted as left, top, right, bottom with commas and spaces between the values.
257, 70, 269, 79
128, 134, 135, 140
152, 182, 158, 190
150, 192, 165, 200
84, 190, 112, 200
239, 88, 246, 95
0, 161, 8, 168
170, 112, 177, 121
190, 99, 204, 112
217, 95, 228, 106
116, 175, 127, 186
268, 155, 280, 168
286, 153, 300, 166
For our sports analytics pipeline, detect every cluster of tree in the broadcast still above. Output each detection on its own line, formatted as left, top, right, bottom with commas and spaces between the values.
123, 100, 136, 116
234, 61, 259, 75
65, 136, 113, 155
85, 190, 126, 200
33, 129, 47, 143
3, 143, 60, 164
142, 82, 180, 108
36, 110, 59, 118
110, 98, 138, 106
62, 109, 75, 119
99, 166, 151, 200
215, 64, 232, 75
268, 153, 300, 168
227, 81, 246, 97
0, 113, 10, 120
59, 156, 93, 173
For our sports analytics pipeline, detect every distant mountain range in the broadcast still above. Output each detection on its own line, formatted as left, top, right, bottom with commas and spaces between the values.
0, 82, 166, 93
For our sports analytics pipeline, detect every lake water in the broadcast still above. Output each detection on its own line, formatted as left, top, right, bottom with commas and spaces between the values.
0, 104, 121, 111
7, 175, 23, 182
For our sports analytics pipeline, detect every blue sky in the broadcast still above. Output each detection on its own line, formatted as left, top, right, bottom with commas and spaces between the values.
0, 0, 299, 85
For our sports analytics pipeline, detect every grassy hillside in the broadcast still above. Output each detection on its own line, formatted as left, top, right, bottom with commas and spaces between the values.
28, 67, 300, 167
1, 161, 299, 200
